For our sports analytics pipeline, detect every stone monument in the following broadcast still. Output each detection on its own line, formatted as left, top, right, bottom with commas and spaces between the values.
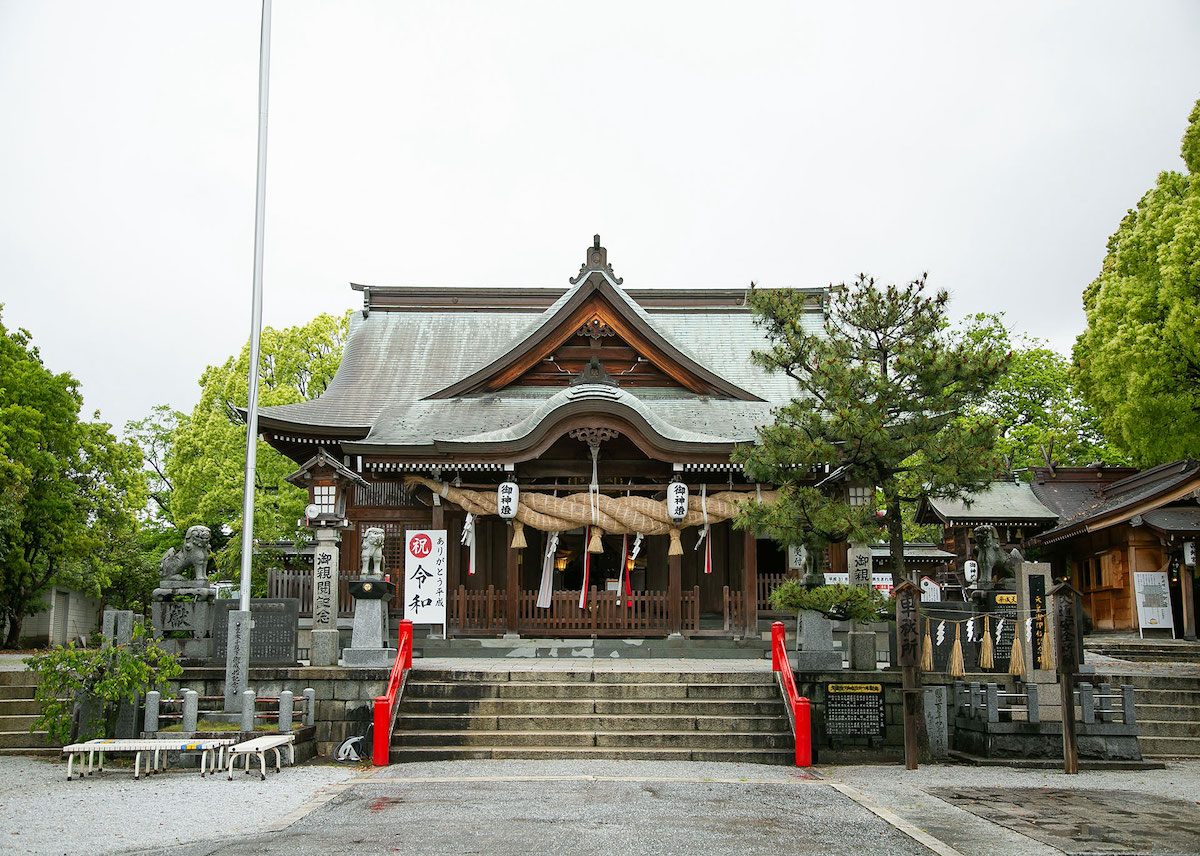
794, 610, 843, 672
845, 543, 877, 670
343, 527, 397, 667
150, 525, 215, 661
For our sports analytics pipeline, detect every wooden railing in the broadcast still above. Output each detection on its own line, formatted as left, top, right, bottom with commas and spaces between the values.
452, 585, 507, 635
372, 619, 412, 766
267, 569, 355, 618
759, 574, 788, 610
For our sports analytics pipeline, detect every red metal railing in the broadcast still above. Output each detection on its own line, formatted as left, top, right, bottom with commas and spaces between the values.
372, 619, 413, 766
771, 620, 812, 767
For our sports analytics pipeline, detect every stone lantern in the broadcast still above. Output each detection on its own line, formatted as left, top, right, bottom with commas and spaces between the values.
284, 449, 368, 667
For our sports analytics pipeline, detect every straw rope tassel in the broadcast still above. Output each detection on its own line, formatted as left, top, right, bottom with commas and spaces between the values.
920, 617, 934, 672
511, 519, 526, 549
1009, 628, 1026, 678
1039, 620, 1055, 671
668, 528, 683, 556
979, 615, 994, 669
948, 623, 966, 678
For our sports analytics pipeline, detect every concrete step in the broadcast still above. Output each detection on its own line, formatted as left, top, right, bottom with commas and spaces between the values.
1104, 675, 1200, 690
0, 730, 53, 750
405, 681, 779, 701
1137, 735, 1200, 757
0, 699, 40, 716
388, 746, 795, 764
399, 698, 787, 717
394, 713, 789, 733
0, 714, 39, 732
1131, 689, 1200, 705
411, 669, 776, 685
1136, 720, 1200, 738
393, 729, 791, 749
0, 685, 36, 701
0, 671, 38, 687
1129, 704, 1200, 723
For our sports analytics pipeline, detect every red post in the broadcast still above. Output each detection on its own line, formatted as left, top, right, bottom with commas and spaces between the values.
399, 620, 413, 669
372, 696, 389, 766
794, 697, 812, 767
771, 621, 785, 671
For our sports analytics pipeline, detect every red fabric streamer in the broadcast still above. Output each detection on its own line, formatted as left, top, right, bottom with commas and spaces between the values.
579, 526, 591, 609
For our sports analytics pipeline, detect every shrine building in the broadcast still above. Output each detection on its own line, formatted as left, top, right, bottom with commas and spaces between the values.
259, 237, 829, 639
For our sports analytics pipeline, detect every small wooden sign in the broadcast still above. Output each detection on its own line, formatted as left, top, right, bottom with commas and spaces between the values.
895, 580, 920, 668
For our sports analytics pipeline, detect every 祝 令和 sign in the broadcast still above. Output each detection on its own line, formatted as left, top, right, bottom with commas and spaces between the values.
405, 530, 447, 625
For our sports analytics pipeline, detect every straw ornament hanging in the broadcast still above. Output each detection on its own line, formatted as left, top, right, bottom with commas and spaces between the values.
1039, 622, 1055, 671
1009, 629, 1026, 678
920, 617, 934, 672
948, 622, 966, 678
668, 528, 683, 556
510, 519, 527, 550
979, 615, 994, 669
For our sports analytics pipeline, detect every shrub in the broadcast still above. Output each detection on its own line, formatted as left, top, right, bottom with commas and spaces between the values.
767, 581, 891, 624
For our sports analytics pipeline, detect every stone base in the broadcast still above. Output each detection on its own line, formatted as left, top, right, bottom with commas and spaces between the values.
310, 628, 340, 667
153, 581, 215, 601
795, 650, 843, 671
342, 647, 397, 668
350, 599, 388, 650
847, 630, 877, 671
159, 638, 213, 661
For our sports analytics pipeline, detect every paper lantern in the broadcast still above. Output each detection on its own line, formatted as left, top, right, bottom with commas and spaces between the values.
667, 480, 689, 523
497, 480, 520, 520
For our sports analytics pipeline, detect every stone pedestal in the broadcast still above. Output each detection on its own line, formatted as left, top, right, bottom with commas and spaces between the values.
795, 610, 843, 672
310, 528, 342, 667
343, 576, 396, 667
150, 583, 215, 662
847, 629, 877, 671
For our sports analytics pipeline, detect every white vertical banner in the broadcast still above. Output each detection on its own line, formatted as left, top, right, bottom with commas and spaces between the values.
1133, 569, 1174, 635
405, 530, 447, 625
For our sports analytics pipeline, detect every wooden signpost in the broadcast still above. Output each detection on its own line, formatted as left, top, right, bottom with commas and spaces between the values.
1051, 581, 1081, 774
894, 579, 921, 770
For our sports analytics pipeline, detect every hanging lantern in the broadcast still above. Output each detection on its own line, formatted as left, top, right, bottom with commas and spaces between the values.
497, 479, 519, 520
667, 480, 689, 523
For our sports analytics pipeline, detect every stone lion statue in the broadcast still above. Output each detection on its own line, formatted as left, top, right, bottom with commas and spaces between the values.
160, 525, 212, 582
972, 524, 1023, 584
361, 527, 385, 576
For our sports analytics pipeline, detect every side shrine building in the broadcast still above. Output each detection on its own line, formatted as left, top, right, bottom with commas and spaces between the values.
259, 238, 826, 640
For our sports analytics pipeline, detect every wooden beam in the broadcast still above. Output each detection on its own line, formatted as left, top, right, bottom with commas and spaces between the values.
668, 552, 682, 635
506, 523, 520, 635
742, 527, 758, 639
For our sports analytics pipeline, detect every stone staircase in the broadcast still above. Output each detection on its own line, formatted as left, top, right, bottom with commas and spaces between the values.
1085, 636, 1200, 664
0, 670, 54, 756
1097, 673, 1200, 760
390, 667, 793, 763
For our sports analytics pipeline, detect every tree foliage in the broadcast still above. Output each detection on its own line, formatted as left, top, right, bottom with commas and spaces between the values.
734, 276, 1007, 582
0, 307, 147, 647
1073, 98, 1200, 466
767, 581, 890, 624
961, 313, 1127, 473
24, 622, 180, 742
163, 312, 350, 580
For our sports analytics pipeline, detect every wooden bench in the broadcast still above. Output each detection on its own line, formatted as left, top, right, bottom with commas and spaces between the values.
225, 734, 296, 780
62, 738, 235, 780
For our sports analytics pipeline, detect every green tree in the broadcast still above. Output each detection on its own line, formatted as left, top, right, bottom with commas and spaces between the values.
1073, 98, 1200, 466
961, 313, 1127, 473
735, 276, 1007, 582
0, 308, 148, 647
165, 312, 350, 580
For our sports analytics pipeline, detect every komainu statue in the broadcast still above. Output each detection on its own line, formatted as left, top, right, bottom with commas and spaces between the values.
159, 525, 212, 582
972, 524, 1023, 584
361, 527, 385, 576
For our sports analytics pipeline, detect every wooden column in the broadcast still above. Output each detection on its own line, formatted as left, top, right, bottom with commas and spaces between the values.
742, 527, 758, 639
1180, 565, 1196, 641
668, 552, 682, 636
505, 522, 520, 635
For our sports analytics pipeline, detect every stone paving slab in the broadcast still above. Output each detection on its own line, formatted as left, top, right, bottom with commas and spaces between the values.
928, 787, 1200, 855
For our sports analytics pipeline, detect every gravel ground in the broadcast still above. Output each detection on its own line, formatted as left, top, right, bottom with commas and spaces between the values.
3, 755, 1199, 856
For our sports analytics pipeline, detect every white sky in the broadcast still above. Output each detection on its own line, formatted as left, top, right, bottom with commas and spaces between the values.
2, 1, 1198, 433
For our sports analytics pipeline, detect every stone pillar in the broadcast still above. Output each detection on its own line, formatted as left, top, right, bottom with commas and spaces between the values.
303, 688, 316, 727
742, 527, 758, 639
240, 689, 255, 732
311, 527, 341, 667
847, 543, 873, 589
923, 686, 948, 758
223, 610, 253, 712
279, 690, 293, 733
182, 689, 198, 732
505, 523, 520, 637
143, 691, 160, 734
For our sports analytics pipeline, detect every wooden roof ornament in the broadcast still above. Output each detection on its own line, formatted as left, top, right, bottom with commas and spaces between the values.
570, 234, 622, 285
283, 448, 368, 489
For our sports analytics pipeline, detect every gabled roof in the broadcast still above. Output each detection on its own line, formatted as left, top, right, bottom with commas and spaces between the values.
255, 237, 827, 462
1031, 459, 1200, 545
283, 448, 368, 488
915, 481, 1059, 527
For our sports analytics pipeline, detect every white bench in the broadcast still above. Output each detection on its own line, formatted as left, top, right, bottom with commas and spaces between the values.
225, 734, 296, 780
62, 738, 235, 780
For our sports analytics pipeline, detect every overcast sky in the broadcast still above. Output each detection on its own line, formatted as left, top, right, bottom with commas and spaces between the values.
2, 1, 1198, 433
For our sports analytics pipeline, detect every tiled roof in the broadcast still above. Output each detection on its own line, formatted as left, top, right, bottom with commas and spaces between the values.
918, 481, 1059, 526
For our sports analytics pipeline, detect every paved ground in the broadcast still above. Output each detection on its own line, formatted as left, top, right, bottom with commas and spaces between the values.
3, 755, 1199, 856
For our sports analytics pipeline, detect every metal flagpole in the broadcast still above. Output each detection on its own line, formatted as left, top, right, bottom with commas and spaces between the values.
225, 0, 272, 713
